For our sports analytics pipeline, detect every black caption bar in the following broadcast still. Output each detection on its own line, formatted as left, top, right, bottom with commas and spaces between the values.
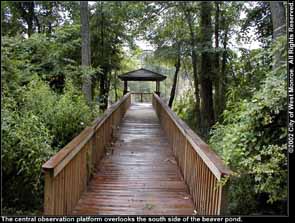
0, 216, 292, 223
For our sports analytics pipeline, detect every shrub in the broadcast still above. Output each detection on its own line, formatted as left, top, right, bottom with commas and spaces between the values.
2, 76, 99, 213
2, 96, 54, 210
173, 90, 197, 131
2, 30, 100, 214
21, 78, 97, 149
209, 37, 287, 214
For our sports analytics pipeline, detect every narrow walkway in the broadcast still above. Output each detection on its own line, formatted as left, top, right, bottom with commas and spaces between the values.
73, 103, 195, 215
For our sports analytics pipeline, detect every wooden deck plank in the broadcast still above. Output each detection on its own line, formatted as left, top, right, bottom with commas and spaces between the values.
73, 103, 195, 215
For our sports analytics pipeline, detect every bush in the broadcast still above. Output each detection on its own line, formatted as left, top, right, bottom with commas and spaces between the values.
2, 96, 54, 210
209, 37, 287, 214
173, 90, 197, 131
2, 77, 99, 213
2, 29, 101, 214
1, 25, 82, 93
22, 79, 97, 149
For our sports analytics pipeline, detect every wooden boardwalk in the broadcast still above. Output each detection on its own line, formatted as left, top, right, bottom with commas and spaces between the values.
72, 103, 195, 215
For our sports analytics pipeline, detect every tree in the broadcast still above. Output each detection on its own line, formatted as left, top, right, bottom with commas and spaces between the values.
217, 2, 243, 122
269, 2, 286, 68
219, 3, 229, 120
213, 2, 221, 120
168, 43, 181, 108
90, 2, 140, 110
199, 1, 215, 138
14, 2, 37, 37
240, 2, 273, 48
181, 3, 201, 133
209, 2, 287, 214
1, 2, 25, 36
80, 1, 92, 103
139, 2, 183, 108
1, 2, 80, 37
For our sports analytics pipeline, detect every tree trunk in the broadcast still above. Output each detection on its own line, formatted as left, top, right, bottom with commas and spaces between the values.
99, 2, 109, 111
183, 8, 201, 133
27, 19, 33, 37
80, 1, 92, 104
168, 46, 181, 108
106, 77, 111, 106
220, 28, 228, 119
27, 2, 35, 37
199, 2, 215, 139
114, 71, 118, 101
213, 2, 221, 120
217, 4, 228, 122
15, 2, 35, 37
191, 51, 201, 133
100, 71, 110, 110
270, 2, 286, 40
35, 15, 41, 33
269, 2, 286, 68
99, 67, 109, 111
47, 2, 53, 35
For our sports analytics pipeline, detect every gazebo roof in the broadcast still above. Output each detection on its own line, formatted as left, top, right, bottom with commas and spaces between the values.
118, 68, 167, 81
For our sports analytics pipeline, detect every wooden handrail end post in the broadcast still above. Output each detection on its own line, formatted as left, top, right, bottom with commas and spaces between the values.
43, 169, 55, 215
219, 177, 230, 215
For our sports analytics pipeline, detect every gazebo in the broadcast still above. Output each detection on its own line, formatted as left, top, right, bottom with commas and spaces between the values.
118, 68, 167, 96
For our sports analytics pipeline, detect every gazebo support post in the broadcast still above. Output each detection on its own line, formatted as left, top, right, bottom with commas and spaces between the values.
123, 81, 128, 95
156, 81, 160, 96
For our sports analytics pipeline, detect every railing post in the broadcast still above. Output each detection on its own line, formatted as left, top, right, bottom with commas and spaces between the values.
44, 170, 54, 215
218, 180, 230, 215
123, 81, 128, 95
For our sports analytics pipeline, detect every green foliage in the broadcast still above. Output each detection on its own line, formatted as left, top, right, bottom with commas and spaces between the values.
228, 46, 272, 97
240, 2, 273, 47
2, 94, 54, 210
2, 77, 98, 212
90, 2, 128, 71
209, 37, 287, 214
1, 24, 82, 93
1, 29, 100, 213
1, 1, 80, 37
22, 79, 97, 148
173, 89, 197, 131
1, 1, 26, 36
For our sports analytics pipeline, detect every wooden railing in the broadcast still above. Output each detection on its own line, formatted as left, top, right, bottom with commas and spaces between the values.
152, 93, 232, 215
42, 93, 131, 215
131, 92, 153, 103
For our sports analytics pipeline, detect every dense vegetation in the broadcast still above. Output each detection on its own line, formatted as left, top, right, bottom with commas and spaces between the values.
1, 1, 287, 215
209, 36, 287, 214
1, 30, 99, 215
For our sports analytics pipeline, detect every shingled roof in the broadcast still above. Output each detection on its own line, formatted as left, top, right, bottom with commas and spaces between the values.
118, 68, 167, 81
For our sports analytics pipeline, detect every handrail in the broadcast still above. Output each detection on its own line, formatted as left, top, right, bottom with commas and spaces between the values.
91, 92, 132, 130
42, 92, 131, 215
152, 93, 231, 215
131, 92, 153, 103
131, 92, 153, 94
42, 127, 94, 177
153, 93, 231, 180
